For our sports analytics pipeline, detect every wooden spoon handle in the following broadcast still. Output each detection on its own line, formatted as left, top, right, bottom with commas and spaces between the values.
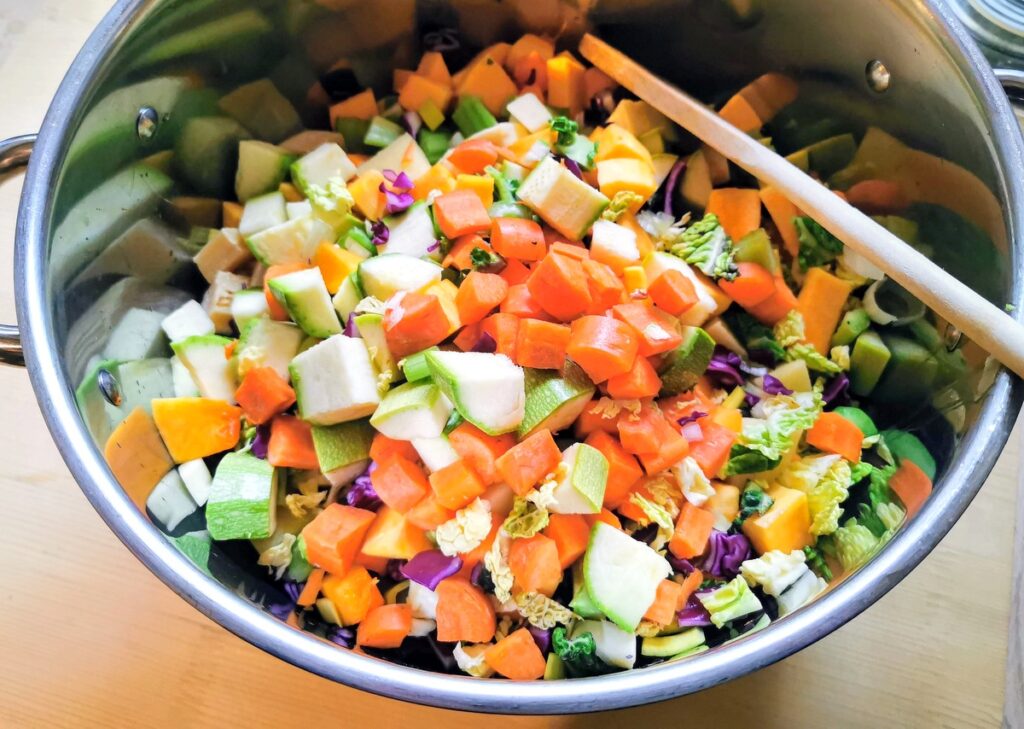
580, 32, 1024, 379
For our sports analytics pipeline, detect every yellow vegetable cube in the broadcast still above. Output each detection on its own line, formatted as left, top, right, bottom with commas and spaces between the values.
742, 486, 813, 554
399, 74, 453, 114
421, 279, 462, 335
412, 162, 457, 201
457, 59, 518, 116
322, 567, 382, 626
593, 124, 653, 166
596, 158, 657, 207
360, 506, 433, 560
222, 201, 243, 228
417, 51, 452, 86
103, 407, 175, 509
546, 54, 586, 115
315, 243, 363, 294
152, 397, 243, 463
455, 173, 495, 210
348, 170, 386, 221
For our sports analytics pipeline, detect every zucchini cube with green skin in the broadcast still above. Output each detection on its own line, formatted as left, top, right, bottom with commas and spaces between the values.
206, 451, 278, 541
425, 351, 525, 436
231, 288, 270, 331
549, 443, 608, 515
357, 253, 442, 301
290, 334, 381, 425
411, 436, 461, 473
356, 133, 431, 180
354, 313, 398, 383
171, 334, 238, 403
146, 468, 198, 532
506, 92, 552, 133
832, 308, 871, 347
267, 268, 342, 338
291, 143, 358, 194
517, 156, 609, 241
517, 362, 595, 438
571, 619, 638, 670
369, 381, 453, 440
583, 522, 671, 632
658, 326, 716, 396
245, 215, 335, 266
382, 203, 440, 260
311, 419, 375, 488
332, 273, 363, 321
235, 317, 304, 380
161, 300, 215, 343
849, 330, 892, 397
235, 140, 296, 202
239, 191, 287, 237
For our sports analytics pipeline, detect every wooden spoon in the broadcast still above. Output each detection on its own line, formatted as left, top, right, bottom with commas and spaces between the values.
580, 33, 1024, 379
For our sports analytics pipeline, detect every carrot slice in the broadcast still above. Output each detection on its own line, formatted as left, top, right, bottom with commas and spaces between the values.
675, 569, 704, 609
235, 367, 296, 425
434, 189, 492, 239
648, 269, 699, 316
582, 258, 626, 314
447, 422, 515, 485
515, 319, 571, 369
435, 577, 496, 643
718, 261, 777, 309
585, 508, 623, 530
369, 433, 419, 464
759, 186, 801, 257
501, 284, 552, 320
643, 579, 685, 626
485, 627, 546, 680
491, 217, 547, 261
748, 274, 799, 325
508, 533, 562, 596
574, 399, 622, 438
637, 432, 690, 475
428, 459, 487, 510
478, 312, 520, 360
669, 501, 716, 559
456, 271, 509, 325
301, 504, 377, 576
499, 258, 532, 286
444, 234, 491, 271
805, 411, 863, 463
567, 315, 639, 383
384, 291, 451, 358
584, 430, 642, 508
405, 495, 456, 530
605, 356, 662, 399
371, 454, 432, 513
688, 420, 737, 478
845, 179, 910, 214
796, 267, 854, 355
494, 428, 562, 496
267, 414, 319, 470
296, 568, 325, 607
543, 513, 591, 569
705, 188, 763, 241
889, 459, 933, 518
611, 302, 683, 356
616, 402, 671, 455
448, 139, 500, 174
527, 252, 592, 321
357, 604, 413, 648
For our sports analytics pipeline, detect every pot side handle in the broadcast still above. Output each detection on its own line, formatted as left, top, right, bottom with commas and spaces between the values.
996, 68, 1024, 120
0, 134, 33, 367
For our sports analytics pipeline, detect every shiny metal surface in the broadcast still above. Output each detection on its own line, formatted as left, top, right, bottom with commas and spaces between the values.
0, 134, 33, 366
12, 0, 1024, 713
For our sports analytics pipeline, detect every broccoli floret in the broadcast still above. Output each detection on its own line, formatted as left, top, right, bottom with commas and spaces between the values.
551, 627, 613, 678
470, 246, 505, 272
734, 483, 774, 525
669, 213, 737, 280
549, 116, 579, 146
795, 216, 844, 271
602, 191, 644, 222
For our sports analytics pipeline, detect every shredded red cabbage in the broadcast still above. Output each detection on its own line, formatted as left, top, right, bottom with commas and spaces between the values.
426, 240, 440, 253
267, 601, 293, 620
343, 312, 360, 338
371, 220, 390, 247
329, 625, 355, 648
761, 374, 792, 396
250, 425, 271, 459
400, 550, 463, 590
677, 410, 708, 427
345, 463, 382, 510
470, 561, 486, 588
380, 170, 415, 215
706, 347, 745, 388
383, 169, 414, 190
528, 625, 552, 655
680, 421, 704, 442
662, 158, 687, 217
744, 391, 761, 408
823, 372, 851, 406
676, 595, 713, 627
470, 331, 497, 353
562, 157, 583, 179
282, 580, 302, 603
697, 529, 752, 579
401, 111, 422, 138
668, 554, 698, 575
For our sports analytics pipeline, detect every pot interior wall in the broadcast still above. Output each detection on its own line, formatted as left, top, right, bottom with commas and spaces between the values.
43, 0, 1014, 669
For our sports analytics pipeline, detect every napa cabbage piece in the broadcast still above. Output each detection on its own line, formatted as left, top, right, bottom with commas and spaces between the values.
697, 575, 763, 628
740, 549, 809, 597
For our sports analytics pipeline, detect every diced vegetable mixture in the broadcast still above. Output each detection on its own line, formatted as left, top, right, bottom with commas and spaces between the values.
88, 31, 978, 681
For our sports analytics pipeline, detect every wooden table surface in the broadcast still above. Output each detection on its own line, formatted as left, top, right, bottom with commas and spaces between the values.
1, 2, 1021, 727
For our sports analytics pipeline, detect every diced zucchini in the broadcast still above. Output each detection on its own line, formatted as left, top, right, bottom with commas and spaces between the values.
658, 326, 716, 396
356, 133, 430, 180
354, 312, 398, 383
161, 300, 215, 343
267, 268, 342, 338
231, 288, 270, 330
332, 273, 364, 321
517, 156, 609, 241
235, 317, 304, 380
235, 140, 295, 202
146, 469, 198, 532
245, 215, 335, 265
206, 451, 278, 540
425, 350, 525, 436
311, 419, 374, 487
239, 191, 287, 237
291, 143, 358, 195
549, 443, 608, 515
171, 334, 238, 403
506, 93, 552, 133
583, 522, 671, 631
382, 202, 439, 260
369, 381, 453, 440
178, 458, 213, 506
357, 253, 442, 300
289, 335, 381, 425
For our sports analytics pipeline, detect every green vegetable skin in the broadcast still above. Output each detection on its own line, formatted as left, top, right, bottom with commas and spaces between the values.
733, 228, 779, 274
849, 330, 891, 396
832, 309, 871, 347
882, 429, 937, 480
833, 406, 878, 437
452, 95, 497, 136
658, 326, 716, 396
872, 335, 939, 403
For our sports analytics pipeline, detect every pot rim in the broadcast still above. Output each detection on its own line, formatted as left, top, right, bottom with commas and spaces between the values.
13, 0, 1024, 714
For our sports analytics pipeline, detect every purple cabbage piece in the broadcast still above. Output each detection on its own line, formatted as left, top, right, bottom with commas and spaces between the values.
380, 184, 415, 215
470, 561, 486, 588
267, 602, 293, 620
677, 595, 713, 627
470, 331, 497, 353
697, 529, 752, 580
677, 410, 708, 427
528, 625, 552, 655
662, 158, 687, 217
563, 157, 583, 179
706, 347, 745, 388
822, 372, 851, 407
329, 626, 356, 648
668, 554, 698, 575
250, 425, 271, 459
386, 559, 408, 583
401, 111, 422, 138
427, 240, 441, 253
371, 220, 390, 247
282, 580, 302, 603
400, 550, 463, 590
344, 312, 360, 338
744, 391, 761, 409
345, 463, 383, 511
761, 374, 792, 396
383, 169, 414, 190
680, 421, 704, 442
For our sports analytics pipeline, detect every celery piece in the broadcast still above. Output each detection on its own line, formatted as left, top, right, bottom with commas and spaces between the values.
401, 347, 439, 383
419, 99, 445, 131
452, 95, 497, 136
418, 127, 453, 165
363, 115, 404, 149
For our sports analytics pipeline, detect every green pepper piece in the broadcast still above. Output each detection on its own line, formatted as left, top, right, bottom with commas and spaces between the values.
734, 228, 779, 274
832, 308, 871, 347
849, 330, 892, 396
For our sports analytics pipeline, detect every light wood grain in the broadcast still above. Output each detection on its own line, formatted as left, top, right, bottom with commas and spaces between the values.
580, 33, 1024, 381
0, 5, 1020, 728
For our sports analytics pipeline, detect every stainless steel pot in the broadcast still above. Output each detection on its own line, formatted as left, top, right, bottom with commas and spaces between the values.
4, 0, 1024, 714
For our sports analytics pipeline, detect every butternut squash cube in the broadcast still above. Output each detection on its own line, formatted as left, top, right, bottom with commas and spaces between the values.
103, 407, 175, 509
742, 485, 813, 554
360, 506, 433, 560
457, 59, 518, 116
399, 74, 453, 114
596, 158, 657, 207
